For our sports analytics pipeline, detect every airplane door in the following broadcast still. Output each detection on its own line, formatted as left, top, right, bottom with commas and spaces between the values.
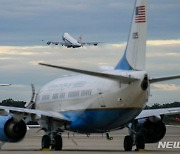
97, 80, 106, 107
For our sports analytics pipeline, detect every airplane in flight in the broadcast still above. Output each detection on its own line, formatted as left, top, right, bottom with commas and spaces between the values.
43, 32, 100, 48
0, 0, 180, 151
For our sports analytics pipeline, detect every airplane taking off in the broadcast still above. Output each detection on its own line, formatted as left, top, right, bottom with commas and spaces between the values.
44, 32, 100, 48
0, 0, 180, 151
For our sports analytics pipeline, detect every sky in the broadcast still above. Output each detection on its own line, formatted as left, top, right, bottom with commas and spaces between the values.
0, 0, 179, 106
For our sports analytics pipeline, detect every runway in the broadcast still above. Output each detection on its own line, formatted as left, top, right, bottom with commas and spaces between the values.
1, 125, 180, 154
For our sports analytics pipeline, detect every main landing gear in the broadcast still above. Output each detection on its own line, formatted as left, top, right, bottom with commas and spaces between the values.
123, 121, 145, 151
124, 133, 145, 151
41, 133, 63, 151
124, 135, 133, 151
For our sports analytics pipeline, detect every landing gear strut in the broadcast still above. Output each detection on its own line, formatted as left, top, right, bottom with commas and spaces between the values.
106, 133, 113, 140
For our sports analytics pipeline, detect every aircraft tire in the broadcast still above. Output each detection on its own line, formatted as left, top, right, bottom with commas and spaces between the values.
135, 133, 145, 150
124, 135, 133, 151
53, 134, 63, 151
41, 135, 50, 149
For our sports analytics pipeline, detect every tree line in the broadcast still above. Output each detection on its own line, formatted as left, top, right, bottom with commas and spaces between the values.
0, 98, 26, 108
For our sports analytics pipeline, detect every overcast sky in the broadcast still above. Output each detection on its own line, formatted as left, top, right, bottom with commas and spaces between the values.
0, 0, 179, 106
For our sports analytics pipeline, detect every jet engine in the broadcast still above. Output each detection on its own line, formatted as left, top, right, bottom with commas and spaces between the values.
0, 115, 27, 142
47, 41, 51, 45
136, 117, 166, 143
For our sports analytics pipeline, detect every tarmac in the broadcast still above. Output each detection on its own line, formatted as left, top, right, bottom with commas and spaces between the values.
0, 125, 180, 154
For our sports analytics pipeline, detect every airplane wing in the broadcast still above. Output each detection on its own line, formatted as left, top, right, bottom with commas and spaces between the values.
39, 63, 139, 83
0, 84, 11, 86
136, 107, 180, 119
81, 42, 100, 46
0, 105, 70, 123
46, 41, 66, 46
149, 75, 180, 83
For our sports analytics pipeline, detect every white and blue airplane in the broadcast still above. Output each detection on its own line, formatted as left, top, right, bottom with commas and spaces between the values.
45, 32, 100, 48
0, 0, 180, 151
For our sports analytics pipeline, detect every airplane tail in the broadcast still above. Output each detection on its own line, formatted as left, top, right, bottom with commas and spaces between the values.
115, 0, 147, 71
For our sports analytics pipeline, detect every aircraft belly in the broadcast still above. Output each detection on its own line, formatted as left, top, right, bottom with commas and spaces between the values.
62, 108, 141, 133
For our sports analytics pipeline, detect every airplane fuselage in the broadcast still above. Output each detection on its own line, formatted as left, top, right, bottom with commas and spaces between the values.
36, 70, 149, 133
62, 33, 81, 48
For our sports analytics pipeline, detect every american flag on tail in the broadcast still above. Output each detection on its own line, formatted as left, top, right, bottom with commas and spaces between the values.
135, 6, 146, 23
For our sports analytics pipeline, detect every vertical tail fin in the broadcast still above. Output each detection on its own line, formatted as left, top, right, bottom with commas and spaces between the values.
115, 0, 147, 71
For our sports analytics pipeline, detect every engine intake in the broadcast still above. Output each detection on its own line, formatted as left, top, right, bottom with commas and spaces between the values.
0, 115, 27, 142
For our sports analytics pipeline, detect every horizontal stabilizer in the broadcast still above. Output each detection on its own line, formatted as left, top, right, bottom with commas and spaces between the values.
150, 75, 180, 83
39, 63, 139, 83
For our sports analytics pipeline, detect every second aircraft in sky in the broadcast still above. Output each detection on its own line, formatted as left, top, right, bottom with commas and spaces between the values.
43, 32, 100, 48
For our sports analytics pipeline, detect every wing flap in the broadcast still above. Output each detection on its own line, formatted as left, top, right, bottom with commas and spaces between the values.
39, 63, 139, 83
136, 107, 180, 119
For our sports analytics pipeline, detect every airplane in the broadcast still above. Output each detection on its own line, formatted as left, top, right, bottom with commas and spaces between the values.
44, 32, 100, 48
0, 0, 180, 151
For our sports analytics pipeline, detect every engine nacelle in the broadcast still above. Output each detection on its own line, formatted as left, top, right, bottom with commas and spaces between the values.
0, 115, 27, 142
47, 41, 51, 45
136, 118, 166, 143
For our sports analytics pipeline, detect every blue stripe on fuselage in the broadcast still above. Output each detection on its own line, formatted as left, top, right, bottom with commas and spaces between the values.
62, 108, 141, 133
